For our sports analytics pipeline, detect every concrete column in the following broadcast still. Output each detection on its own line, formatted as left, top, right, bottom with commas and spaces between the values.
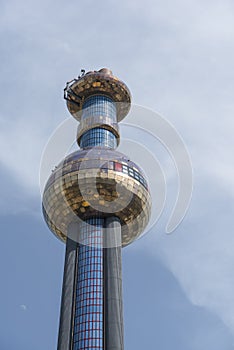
57, 224, 78, 350
104, 217, 124, 350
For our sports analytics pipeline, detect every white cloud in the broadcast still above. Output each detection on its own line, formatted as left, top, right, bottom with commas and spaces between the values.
1, 0, 234, 339
145, 176, 234, 333
19, 304, 27, 311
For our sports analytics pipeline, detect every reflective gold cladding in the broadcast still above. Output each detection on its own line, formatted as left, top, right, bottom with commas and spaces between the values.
43, 169, 151, 247
66, 72, 131, 121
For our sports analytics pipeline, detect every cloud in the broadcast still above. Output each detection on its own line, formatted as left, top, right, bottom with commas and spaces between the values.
145, 175, 234, 333
19, 304, 27, 311
1, 0, 234, 341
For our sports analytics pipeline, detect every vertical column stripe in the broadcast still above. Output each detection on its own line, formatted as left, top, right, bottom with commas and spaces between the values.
73, 218, 104, 350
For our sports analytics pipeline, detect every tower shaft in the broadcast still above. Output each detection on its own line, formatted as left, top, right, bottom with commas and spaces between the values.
58, 218, 123, 350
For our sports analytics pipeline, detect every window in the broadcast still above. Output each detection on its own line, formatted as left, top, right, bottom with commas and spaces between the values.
122, 165, 128, 174
82, 95, 117, 121
80, 127, 117, 149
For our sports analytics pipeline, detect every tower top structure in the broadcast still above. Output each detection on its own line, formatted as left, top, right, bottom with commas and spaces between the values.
43, 68, 151, 247
64, 67, 131, 122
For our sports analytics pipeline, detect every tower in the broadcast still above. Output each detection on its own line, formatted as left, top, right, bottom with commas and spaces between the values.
42, 68, 151, 349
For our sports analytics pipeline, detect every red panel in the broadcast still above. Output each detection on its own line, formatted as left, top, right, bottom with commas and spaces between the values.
114, 162, 122, 172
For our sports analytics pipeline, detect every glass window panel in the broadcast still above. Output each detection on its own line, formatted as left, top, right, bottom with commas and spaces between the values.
72, 218, 103, 350
82, 95, 117, 121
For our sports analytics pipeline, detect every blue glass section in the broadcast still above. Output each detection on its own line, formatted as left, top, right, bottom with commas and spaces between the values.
80, 127, 117, 149
73, 218, 103, 350
80, 95, 117, 149
82, 95, 116, 121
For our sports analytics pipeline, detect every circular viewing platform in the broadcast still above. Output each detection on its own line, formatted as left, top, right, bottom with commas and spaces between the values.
64, 68, 131, 122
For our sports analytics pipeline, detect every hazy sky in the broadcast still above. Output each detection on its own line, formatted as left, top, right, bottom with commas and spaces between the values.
1, 0, 234, 349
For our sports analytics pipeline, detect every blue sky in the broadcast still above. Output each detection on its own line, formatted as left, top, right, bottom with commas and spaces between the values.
1, 0, 234, 348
